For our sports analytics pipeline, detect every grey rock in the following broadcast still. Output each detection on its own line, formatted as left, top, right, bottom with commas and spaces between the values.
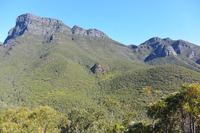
4, 13, 109, 44
144, 43, 177, 62
90, 63, 106, 73
72, 25, 108, 39
196, 59, 200, 64
137, 37, 200, 62
87, 28, 108, 38
4, 13, 71, 43
141, 37, 162, 45
72, 25, 87, 36
129, 44, 138, 49
188, 51, 197, 59
163, 45, 177, 56
172, 40, 191, 54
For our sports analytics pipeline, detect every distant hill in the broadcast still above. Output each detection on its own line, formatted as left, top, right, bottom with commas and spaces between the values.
1, 13, 200, 120
130, 37, 200, 71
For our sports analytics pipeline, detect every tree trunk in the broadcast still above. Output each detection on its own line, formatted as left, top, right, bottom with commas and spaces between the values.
189, 114, 195, 133
152, 119, 155, 133
166, 123, 169, 133
192, 118, 196, 133
181, 121, 186, 133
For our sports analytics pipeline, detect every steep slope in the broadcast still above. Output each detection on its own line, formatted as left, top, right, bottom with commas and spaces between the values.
0, 13, 144, 111
131, 37, 200, 71
3, 13, 139, 68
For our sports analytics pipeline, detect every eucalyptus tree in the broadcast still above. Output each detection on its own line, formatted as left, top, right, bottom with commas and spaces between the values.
147, 83, 200, 133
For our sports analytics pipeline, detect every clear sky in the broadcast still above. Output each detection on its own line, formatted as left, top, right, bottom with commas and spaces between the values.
1, 0, 200, 45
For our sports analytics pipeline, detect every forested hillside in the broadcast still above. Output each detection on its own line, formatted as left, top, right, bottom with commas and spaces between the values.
0, 13, 199, 132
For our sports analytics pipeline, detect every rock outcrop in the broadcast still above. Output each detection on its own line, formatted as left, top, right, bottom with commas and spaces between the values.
144, 44, 177, 62
172, 40, 191, 54
135, 37, 200, 62
4, 13, 109, 44
90, 63, 106, 73
72, 25, 108, 38
128, 44, 138, 49
196, 59, 200, 64
4, 13, 71, 43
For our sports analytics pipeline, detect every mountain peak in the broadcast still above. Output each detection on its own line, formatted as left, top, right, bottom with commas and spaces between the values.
141, 37, 173, 45
4, 13, 109, 44
4, 13, 71, 44
135, 37, 200, 62
142, 37, 162, 44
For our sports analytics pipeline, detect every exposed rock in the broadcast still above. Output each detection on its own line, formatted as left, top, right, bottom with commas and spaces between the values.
129, 44, 138, 49
4, 13, 109, 44
72, 25, 108, 39
141, 37, 162, 45
172, 40, 191, 54
87, 29, 108, 38
144, 44, 177, 62
90, 63, 106, 73
72, 25, 87, 36
4, 13, 71, 44
188, 51, 196, 59
163, 45, 177, 56
49, 34, 55, 41
136, 37, 200, 62
196, 59, 200, 64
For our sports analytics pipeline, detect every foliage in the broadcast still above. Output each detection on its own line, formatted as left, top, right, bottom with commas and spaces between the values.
0, 83, 199, 133
147, 83, 200, 133
65, 108, 105, 133
0, 106, 68, 133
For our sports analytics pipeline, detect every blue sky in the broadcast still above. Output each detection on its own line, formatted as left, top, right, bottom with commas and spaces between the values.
1, 0, 200, 45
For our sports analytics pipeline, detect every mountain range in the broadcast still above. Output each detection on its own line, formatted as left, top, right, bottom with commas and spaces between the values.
1, 13, 200, 118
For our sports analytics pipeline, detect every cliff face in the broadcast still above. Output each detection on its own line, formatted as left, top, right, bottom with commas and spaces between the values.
4, 13, 109, 44
4, 14, 71, 43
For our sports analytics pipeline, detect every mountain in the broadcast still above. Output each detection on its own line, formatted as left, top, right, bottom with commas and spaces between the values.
4, 13, 108, 44
1, 13, 200, 120
131, 37, 200, 71
0, 13, 143, 111
3, 13, 140, 70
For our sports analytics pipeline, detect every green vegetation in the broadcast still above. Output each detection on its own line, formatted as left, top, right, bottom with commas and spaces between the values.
147, 83, 200, 133
1, 24, 200, 132
0, 33, 200, 120
0, 106, 68, 133
0, 83, 199, 132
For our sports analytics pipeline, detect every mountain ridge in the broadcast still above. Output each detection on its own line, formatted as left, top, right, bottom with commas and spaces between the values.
4, 13, 109, 45
129, 37, 200, 70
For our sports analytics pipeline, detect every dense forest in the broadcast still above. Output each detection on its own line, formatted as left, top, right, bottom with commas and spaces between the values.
0, 83, 199, 133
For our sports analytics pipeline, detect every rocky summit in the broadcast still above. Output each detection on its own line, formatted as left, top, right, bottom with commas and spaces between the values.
4, 13, 109, 44
131, 37, 200, 65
